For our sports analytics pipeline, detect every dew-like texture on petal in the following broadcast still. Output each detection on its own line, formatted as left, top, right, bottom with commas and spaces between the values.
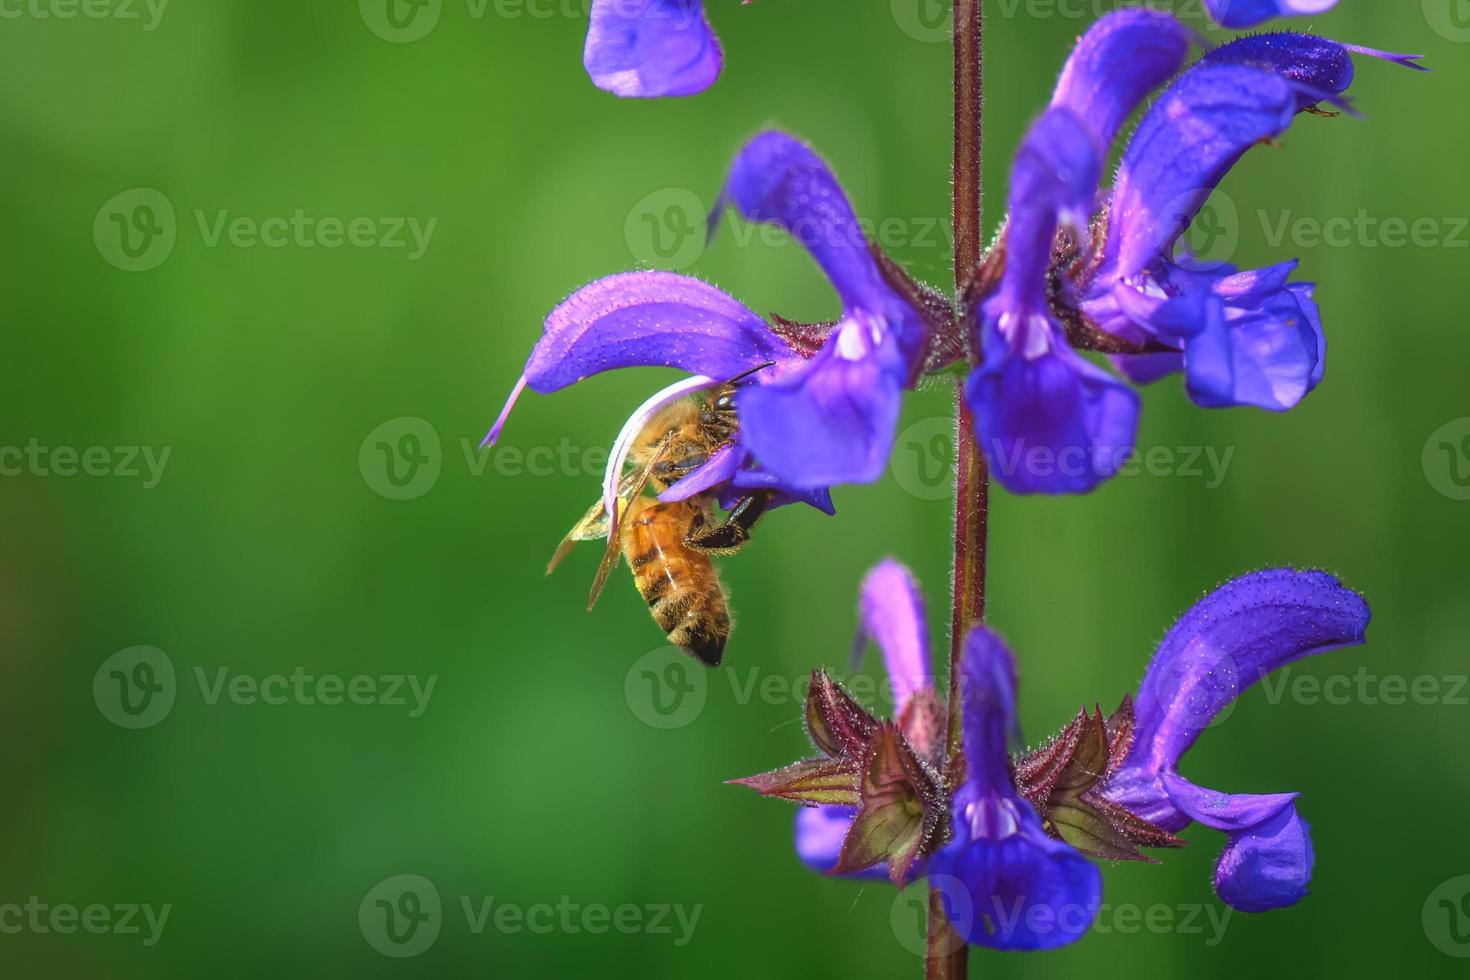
968, 340, 1140, 495
1165, 775, 1315, 912
1204, 31, 1354, 98
1129, 568, 1370, 774
525, 272, 789, 393
1050, 10, 1192, 151
1107, 65, 1297, 281
712, 131, 926, 361
1204, 0, 1336, 29
584, 0, 722, 98
858, 560, 931, 711
738, 325, 904, 488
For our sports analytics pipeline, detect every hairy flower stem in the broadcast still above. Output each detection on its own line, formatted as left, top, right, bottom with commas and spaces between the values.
928, 1, 985, 977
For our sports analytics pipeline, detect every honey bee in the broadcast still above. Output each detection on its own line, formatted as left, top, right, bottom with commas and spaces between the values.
548, 377, 773, 666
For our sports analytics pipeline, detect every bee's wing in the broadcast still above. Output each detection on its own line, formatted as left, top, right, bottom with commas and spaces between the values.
586, 435, 670, 611
546, 497, 612, 576
545, 459, 651, 576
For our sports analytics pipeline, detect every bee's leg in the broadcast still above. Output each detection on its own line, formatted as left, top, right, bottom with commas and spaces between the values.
651, 452, 708, 491
685, 491, 774, 555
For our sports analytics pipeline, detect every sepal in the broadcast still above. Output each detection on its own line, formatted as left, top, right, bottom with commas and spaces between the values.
805, 670, 879, 759
831, 723, 949, 886
727, 758, 860, 807
1017, 697, 1183, 862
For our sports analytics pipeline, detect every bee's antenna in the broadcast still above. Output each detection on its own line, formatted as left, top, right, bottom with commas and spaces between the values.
725, 361, 777, 386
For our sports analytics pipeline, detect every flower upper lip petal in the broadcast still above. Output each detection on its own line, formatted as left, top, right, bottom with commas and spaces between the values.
583, 0, 723, 98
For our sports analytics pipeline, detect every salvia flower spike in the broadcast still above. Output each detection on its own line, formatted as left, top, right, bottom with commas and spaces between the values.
962, 12, 1424, 494
733, 562, 1370, 950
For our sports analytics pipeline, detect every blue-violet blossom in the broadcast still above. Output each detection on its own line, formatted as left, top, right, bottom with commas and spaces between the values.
739, 562, 1370, 950
485, 130, 934, 514
970, 12, 1422, 494
584, 0, 729, 97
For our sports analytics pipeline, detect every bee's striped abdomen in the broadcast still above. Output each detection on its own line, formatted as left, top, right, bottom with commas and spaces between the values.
624, 501, 730, 666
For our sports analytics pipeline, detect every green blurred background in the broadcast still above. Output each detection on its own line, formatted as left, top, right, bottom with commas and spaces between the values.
2, 0, 1467, 976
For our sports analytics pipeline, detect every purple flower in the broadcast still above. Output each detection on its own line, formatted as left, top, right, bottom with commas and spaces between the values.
970, 10, 1190, 493
744, 562, 1371, 948
973, 14, 1422, 494
482, 270, 831, 521
1204, 0, 1337, 29
708, 132, 930, 489
788, 561, 1103, 948
1079, 33, 1423, 412
929, 628, 1103, 951
584, 0, 723, 98
1104, 569, 1371, 912
795, 560, 937, 880
487, 130, 931, 503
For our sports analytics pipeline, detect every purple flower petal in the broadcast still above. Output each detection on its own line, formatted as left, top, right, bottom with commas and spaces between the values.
857, 560, 931, 712
712, 131, 927, 362
1165, 775, 1315, 912
719, 466, 837, 516
1129, 569, 1371, 777
584, 0, 722, 98
1051, 10, 1192, 151
1106, 64, 1298, 282
958, 627, 1022, 798
968, 339, 1139, 496
971, 110, 1135, 495
1203, 31, 1355, 100
932, 804, 1102, 951
931, 627, 1100, 950
1111, 351, 1185, 386
738, 319, 904, 488
793, 806, 891, 882
658, 442, 741, 503
795, 804, 854, 873
526, 272, 791, 395
1204, 0, 1336, 29
998, 109, 1102, 307
1182, 284, 1322, 411
1292, 283, 1326, 387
